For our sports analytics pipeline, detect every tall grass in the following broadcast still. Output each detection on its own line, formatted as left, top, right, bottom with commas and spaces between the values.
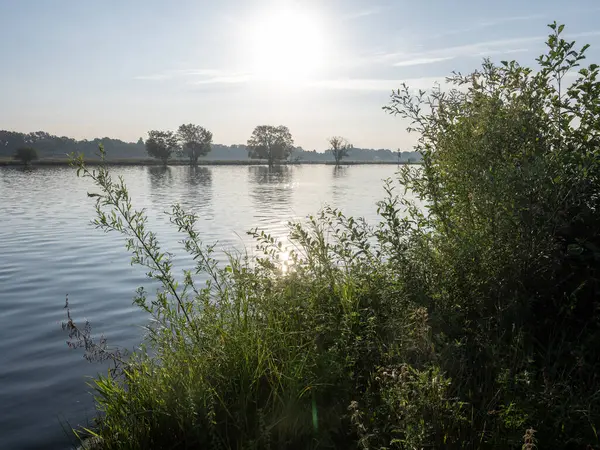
66, 22, 600, 449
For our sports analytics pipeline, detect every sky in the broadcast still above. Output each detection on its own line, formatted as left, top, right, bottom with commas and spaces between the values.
1, 0, 600, 151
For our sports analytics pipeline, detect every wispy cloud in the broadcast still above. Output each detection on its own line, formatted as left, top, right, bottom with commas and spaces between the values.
472, 48, 529, 57
434, 36, 539, 58
342, 6, 384, 21
569, 30, 600, 39
308, 76, 446, 92
478, 13, 548, 28
446, 30, 600, 58
432, 13, 547, 40
393, 56, 455, 67
432, 15, 600, 42
374, 36, 542, 68
134, 73, 176, 81
192, 74, 250, 85
135, 69, 249, 84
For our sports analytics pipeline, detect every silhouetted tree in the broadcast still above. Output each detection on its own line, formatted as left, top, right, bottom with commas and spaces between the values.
247, 125, 294, 167
145, 130, 178, 165
328, 136, 352, 166
177, 124, 213, 165
14, 147, 38, 165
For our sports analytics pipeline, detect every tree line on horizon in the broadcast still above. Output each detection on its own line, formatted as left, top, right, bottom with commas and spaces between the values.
0, 128, 422, 165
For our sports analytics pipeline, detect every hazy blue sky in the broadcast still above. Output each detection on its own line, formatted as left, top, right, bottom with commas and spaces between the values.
1, 0, 599, 150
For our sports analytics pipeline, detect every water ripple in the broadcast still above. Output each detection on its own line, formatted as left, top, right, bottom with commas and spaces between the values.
0, 164, 399, 449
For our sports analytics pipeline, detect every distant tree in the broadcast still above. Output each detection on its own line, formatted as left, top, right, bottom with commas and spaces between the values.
145, 130, 178, 165
136, 137, 144, 146
328, 136, 352, 166
247, 125, 294, 167
177, 124, 213, 165
14, 147, 38, 165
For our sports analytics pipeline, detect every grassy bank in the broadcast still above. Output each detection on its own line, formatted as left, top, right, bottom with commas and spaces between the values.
0, 157, 414, 167
65, 24, 600, 449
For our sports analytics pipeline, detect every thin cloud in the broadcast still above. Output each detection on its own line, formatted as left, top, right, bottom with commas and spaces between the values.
134, 73, 175, 81
135, 69, 249, 84
449, 30, 600, 58
432, 16, 600, 42
342, 6, 384, 21
191, 74, 250, 85
433, 13, 547, 39
437, 36, 541, 57
383, 36, 543, 68
308, 76, 446, 91
356, 27, 600, 76
478, 13, 548, 28
473, 48, 528, 57
361, 36, 538, 68
569, 30, 600, 39
393, 56, 455, 67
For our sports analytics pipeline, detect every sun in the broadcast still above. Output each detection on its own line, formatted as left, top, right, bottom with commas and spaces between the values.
245, 7, 327, 84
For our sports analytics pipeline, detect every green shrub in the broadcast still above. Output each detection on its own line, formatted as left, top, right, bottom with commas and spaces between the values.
14, 146, 38, 164
384, 21, 600, 448
66, 21, 600, 450
68, 147, 424, 449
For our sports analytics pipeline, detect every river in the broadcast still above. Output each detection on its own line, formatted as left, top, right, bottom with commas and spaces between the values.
0, 164, 401, 449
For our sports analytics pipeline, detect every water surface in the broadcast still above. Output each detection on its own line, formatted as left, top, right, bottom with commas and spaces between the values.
0, 164, 400, 449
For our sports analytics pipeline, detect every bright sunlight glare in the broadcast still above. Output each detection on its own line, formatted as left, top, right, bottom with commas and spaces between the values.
245, 7, 328, 84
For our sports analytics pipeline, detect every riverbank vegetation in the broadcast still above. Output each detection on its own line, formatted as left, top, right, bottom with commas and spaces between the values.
0, 133, 421, 165
13, 146, 38, 165
67, 23, 600, 449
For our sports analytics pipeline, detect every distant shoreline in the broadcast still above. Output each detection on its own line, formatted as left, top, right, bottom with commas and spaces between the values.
0, 158, 419, 167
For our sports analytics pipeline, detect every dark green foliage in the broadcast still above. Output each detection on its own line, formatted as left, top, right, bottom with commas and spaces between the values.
177, 124, 213, 165
247, 125, 294, 167
68, 145, 430, 448
145, 130, 179, 165
13, 146, 38, 164
380, 21, 600, 448
65, 22, 600, 450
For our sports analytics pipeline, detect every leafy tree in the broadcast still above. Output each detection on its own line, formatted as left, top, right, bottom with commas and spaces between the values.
177, 124, 213, 165
328, 136, 352, 166
13, 146, 38, 165
247, 125, 294, 167
145, 130, 178, 165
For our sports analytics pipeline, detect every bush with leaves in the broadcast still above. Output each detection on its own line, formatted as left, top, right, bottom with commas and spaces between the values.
65, 22, 600, 450
68, 144, 432, 449
383, 21, 600, 447
14, 146, 38, 165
